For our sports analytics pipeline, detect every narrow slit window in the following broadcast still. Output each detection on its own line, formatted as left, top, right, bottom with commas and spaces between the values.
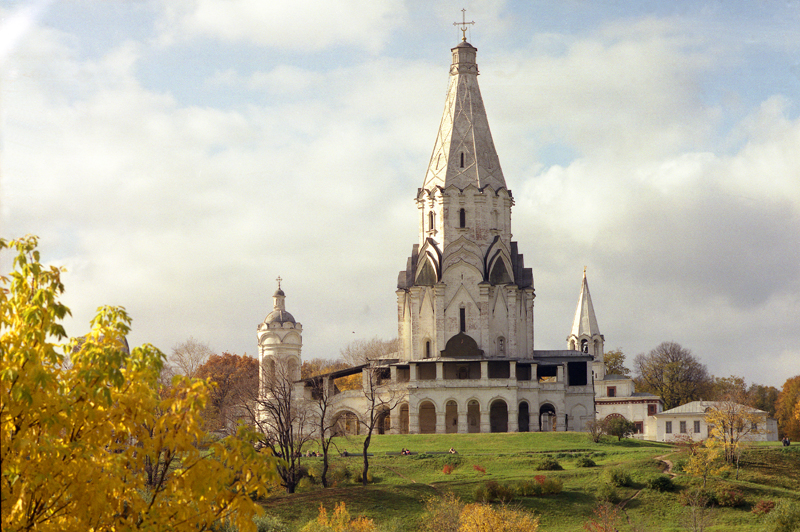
425, 341, 431, 359
459, 308, 466, 332
459, 208, 466, 228
460, 152, 464, 168
428, 211, 435, 231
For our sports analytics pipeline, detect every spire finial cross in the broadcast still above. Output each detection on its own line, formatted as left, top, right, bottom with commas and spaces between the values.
276, 275, 282, 290
453, 8, 475, 42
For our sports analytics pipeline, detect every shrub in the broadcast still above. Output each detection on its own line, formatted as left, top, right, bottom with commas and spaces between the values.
329, 464, 352, 486
253, 514, 289, 532
535, 456, 563, 471
300, 503, 377, 532
752, 500, 776, 516
583, 502, 621, 532
647, 475, 674, 492
473, 464, 486, 474
679, 488, 716, 507
714, 488, 745, 508
762, 501, 800, 532
576, 456, 597, 468
354, 469, 373, 484
442, 464, 454, 475
602, 468, 631, 487
595, 483, 620, 504
421, 492, 463, 532
515, 480, 543, 497
475, 481, 515, 503
673, 459, 688, 473
459, 503, 539, 532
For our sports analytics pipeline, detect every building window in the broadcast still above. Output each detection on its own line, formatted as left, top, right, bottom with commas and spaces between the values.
428, 211, 435, 232
460, 152, 464, 168
459, 307, 466, 332
607, 386, 616, 398
694, 420, 701, 434
634, 422, 643, 434
680, 421, 687, 434
425, 341, 431, 359
751, 422, 758, 431
648, 404, 657, 416
498, 337, 505, 354
581, 339, 589, 353
666, 421, 672, 434
459, 208, 466, 228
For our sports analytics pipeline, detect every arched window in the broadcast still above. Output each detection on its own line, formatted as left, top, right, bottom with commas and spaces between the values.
425, 341, 431, 359
498, 337, 505, 355
581, 339, 589, 353
459, 208, 466, 228
459, 307, 466, 332
428, 211, 435, 232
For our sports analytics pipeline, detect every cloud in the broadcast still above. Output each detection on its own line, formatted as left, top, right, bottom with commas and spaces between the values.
2, 7, 798, 390
154, 0, 405, 53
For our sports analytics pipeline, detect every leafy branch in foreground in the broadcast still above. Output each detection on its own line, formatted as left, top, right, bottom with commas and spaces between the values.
1, 235, 279, 532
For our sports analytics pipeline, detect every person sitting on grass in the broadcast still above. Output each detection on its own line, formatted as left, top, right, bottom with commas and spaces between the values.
448, 447, 457, 454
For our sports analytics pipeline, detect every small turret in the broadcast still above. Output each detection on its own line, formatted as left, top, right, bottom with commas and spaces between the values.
567, 269, 604, 368
257, 277, 302, 392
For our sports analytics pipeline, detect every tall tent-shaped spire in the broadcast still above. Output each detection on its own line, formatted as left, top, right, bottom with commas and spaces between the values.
422, 41, 506, 192
567, 270, 604, 359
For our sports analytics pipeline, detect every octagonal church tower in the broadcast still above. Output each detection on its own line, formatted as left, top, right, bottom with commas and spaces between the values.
257, 280, 302, 396
396, 39, 535, 362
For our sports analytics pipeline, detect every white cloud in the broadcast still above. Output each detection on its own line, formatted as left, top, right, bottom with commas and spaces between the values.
155, 0, 405, 52
2, 5, 799, 390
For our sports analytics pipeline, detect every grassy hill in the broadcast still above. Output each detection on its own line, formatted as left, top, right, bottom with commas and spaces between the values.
258, 433, 800, 531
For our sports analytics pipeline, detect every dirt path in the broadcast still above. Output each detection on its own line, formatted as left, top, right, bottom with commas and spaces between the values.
655, 453, 678, 477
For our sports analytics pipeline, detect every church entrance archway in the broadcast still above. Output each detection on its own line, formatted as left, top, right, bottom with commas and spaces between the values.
333, 411, 359, 436
399, 404, 409, 434
467, 400, 480, 433
518, 401, 530, 432
445, 400, 458, 433
539, 404, 556, 432
419, 401, 436, 434
490, 399, 508, 433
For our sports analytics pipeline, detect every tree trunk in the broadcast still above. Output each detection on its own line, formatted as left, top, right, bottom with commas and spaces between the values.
362, 434, 372, 486
321, 450, 329, 488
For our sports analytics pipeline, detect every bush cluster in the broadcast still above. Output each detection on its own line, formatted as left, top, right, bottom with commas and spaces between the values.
595, 483, 620, 504
535, 456, 563, 471
646, 475, 674, 492
515, 476, 563, 497
475, 481, 515, 503
753, 500, 776, 516
762, 501, 800, 532
715, 488, 745, 508
602, 468, 631, 487
253, 514, 289, 532
575, 456, 596, 468
442, 464, 454, 475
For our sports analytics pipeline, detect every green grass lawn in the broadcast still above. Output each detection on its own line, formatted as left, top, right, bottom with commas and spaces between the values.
257, 433, 800, 531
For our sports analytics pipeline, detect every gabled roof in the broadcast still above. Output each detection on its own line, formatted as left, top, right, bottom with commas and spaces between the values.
422, 41, 506, 192
656, 400, 767, 416
570, 270, 600, 338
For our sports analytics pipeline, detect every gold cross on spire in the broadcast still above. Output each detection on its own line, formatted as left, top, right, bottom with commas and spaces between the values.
453, 8, 475, 42
276, 275, 282, 290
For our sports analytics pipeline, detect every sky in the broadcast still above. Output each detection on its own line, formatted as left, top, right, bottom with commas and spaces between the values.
1, 0, 798, 389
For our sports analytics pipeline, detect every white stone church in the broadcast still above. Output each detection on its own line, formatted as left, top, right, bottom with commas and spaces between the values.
257, 35, 660, 436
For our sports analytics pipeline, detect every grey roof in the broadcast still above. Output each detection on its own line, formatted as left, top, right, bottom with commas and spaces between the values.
602, 374, 630, 381
265, 309, 295, 325
657, 400, 766, 416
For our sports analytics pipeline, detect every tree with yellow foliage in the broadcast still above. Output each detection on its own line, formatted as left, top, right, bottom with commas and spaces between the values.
684, 439, 728, 488
1, 236, 279, 532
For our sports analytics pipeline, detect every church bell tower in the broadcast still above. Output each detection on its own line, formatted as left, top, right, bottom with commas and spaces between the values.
396, 36, 535, 362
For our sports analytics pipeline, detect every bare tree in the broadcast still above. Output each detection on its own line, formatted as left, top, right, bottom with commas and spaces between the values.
239, 355, 312, 493
357, 361, 406, 486
633, 342, 712, 410
341, 337, 399, 366
307, 374, 341, 488
169, 337, 213, 378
